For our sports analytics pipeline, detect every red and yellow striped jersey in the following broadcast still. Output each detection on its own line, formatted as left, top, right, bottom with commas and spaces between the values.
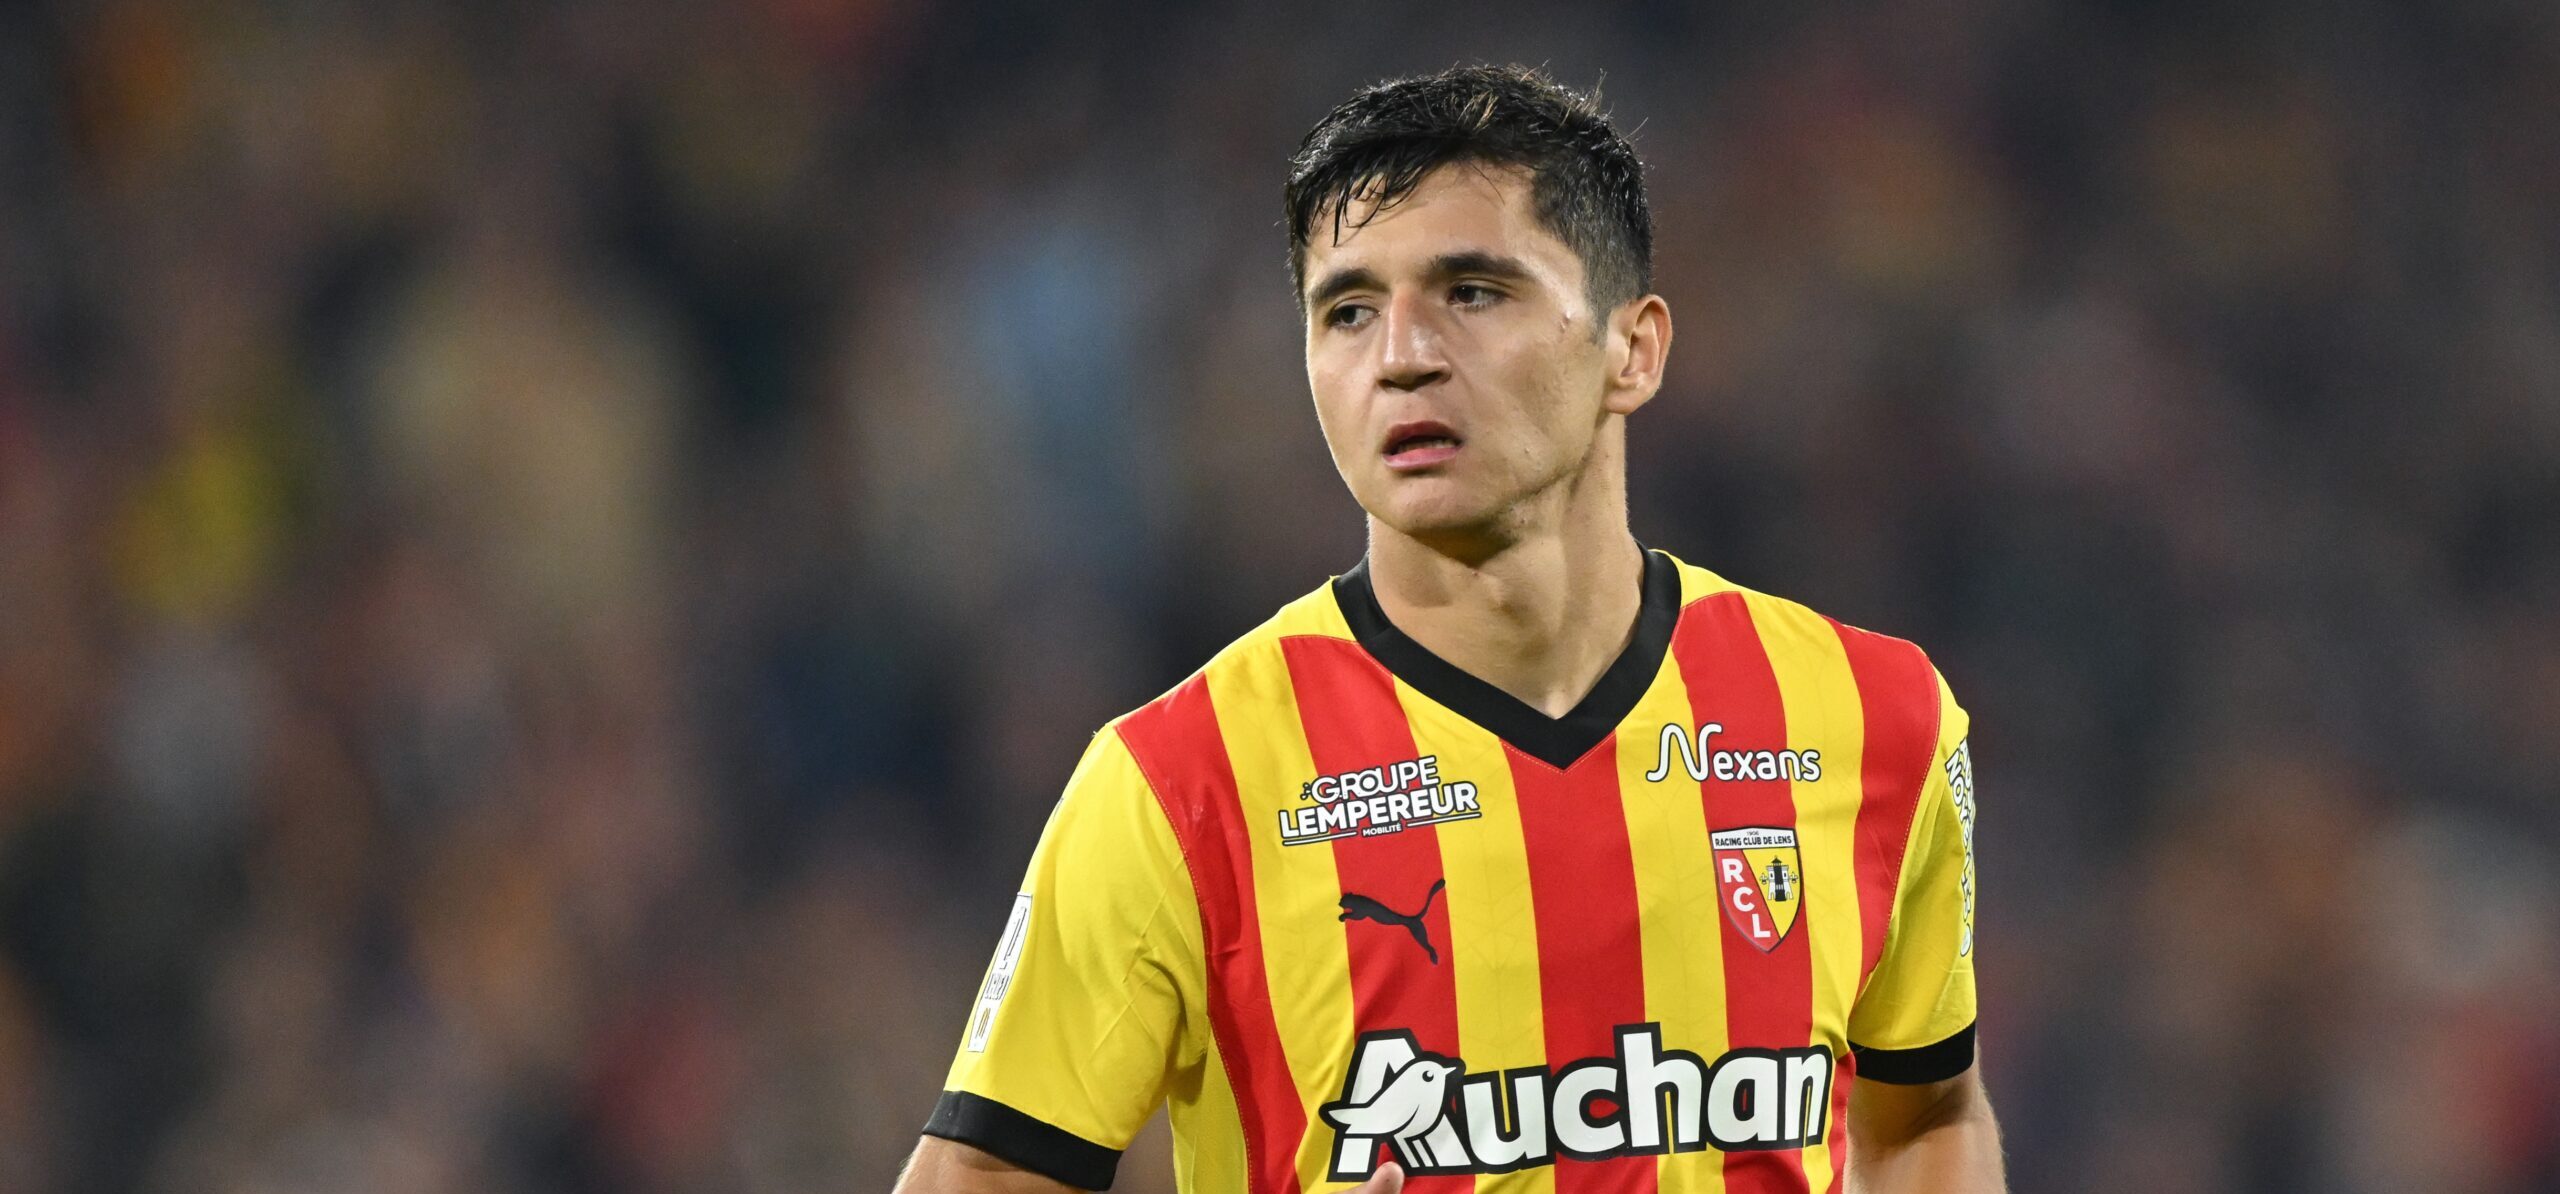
928, 548, 1978, 1193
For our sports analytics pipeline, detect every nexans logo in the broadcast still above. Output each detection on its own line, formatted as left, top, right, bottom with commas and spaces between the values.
1317, 1026, 1833, 1180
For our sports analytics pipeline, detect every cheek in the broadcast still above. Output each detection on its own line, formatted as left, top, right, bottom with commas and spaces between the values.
1305, 365, 1363, 455
1506, 346, 1603, 457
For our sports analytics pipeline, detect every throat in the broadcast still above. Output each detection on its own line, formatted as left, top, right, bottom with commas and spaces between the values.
1335, 542, 1678, 771
1363, 537, 1651, 719
1472, 621, 1636, 719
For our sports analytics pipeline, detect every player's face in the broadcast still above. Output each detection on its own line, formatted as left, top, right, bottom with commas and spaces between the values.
1300, 164, 1649, 547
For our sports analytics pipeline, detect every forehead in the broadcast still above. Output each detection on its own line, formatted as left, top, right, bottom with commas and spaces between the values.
1301, 163, 1585, 292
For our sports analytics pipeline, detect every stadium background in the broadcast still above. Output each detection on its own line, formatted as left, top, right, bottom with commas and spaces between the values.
1, 0, 2556, 1191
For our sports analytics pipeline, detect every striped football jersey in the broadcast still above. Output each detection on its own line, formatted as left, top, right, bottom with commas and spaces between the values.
927, 548, 1978, 1193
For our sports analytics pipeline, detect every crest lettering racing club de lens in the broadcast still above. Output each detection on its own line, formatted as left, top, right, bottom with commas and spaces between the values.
1711, 826, 1804, 951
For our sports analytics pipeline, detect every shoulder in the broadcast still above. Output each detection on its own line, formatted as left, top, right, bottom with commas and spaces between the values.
1103, 577, 1355, 794
1656, 550, 1951, 740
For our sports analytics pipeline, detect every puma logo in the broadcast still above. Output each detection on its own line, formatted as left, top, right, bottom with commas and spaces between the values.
1338, 878, 1446, 964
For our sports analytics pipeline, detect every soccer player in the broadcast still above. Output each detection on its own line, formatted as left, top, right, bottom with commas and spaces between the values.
896, 64, 2003, 1194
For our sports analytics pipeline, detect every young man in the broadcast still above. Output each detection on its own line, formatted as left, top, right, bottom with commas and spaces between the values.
897, 65, 2002, 1193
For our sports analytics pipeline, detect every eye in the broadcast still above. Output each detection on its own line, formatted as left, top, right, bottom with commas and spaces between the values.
1450, 282, 1502, 308
1325, 303, 1375, 330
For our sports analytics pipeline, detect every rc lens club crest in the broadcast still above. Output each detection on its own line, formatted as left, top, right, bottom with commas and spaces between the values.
1711, 827, 1803, 950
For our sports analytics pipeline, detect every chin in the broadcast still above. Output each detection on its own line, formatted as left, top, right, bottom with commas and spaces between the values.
1365, 479, 1515, 546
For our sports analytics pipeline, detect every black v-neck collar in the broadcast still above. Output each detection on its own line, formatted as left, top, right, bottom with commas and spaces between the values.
1330, 547, 1683, 770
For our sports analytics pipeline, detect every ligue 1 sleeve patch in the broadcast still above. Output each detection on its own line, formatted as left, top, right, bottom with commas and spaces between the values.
966, 893, 1034, 1052
1711, 827, 1802, 951
1945, 737, 1976, 957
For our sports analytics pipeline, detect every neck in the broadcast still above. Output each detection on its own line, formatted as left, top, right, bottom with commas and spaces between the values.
1363, 443, 1645, 719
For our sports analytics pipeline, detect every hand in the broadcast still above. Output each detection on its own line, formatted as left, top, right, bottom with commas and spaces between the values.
1348, 1161, 1406, 1194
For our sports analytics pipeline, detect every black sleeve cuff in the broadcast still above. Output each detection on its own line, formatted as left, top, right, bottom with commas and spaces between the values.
1850, 1022, 1976, 1085
924, 1091, 1123, 1190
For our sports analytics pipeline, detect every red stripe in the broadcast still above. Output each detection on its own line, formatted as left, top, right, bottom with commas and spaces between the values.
1280, 637, 1471, 1194
1670, 593, 1812, 1194
1826, 621, 1940, 994
1116, 677, 1305, 1194
1511, 744, 1655, 1194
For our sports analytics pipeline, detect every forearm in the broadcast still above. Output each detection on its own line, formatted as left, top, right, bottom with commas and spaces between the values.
1846, 1071, 2006, 1194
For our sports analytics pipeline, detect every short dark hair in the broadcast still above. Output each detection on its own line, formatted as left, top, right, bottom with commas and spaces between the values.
1284, 64, 1653, 316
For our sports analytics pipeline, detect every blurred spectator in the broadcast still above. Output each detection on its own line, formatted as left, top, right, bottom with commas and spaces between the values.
1, 1, 2554, 1191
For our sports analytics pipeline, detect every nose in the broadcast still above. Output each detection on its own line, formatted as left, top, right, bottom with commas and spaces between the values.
1376, 290, 1450, 393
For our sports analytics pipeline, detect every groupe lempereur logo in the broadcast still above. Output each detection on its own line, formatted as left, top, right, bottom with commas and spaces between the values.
1279, 755, 1482, 846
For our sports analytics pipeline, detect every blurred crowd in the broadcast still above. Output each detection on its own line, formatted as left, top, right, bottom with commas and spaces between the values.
1, 0, 2556, 1191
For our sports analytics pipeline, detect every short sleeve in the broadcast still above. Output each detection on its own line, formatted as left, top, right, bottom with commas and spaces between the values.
925, 727, 1204, 1189
1845, 669, 1979, 1085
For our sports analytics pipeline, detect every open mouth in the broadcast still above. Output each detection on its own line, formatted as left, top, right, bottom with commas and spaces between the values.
1384, 421, 1464, 469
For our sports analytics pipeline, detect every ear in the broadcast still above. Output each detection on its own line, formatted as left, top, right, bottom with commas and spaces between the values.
1601, 294, 1673, 417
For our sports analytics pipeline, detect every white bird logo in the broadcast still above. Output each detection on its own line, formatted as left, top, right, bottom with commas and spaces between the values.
1320, 1056, 1461, 1167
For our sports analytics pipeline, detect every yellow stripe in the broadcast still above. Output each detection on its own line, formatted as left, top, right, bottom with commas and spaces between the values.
1392, 682, 1554, 1194
1203, 629, 1356, 1193
1671, 557, 1745, 605
1268, 583, 1358, 641
1741, 592, 1867, 1190
1172, 1040, 1248, 1193
1616, 649, 1729, 1194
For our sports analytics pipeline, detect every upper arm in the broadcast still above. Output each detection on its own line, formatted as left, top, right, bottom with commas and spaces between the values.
897, 1136, 1083, 1194
922, 727, 1205, 1190
1847, 1063, 1988, 1149
1845, 668, 1979, 1084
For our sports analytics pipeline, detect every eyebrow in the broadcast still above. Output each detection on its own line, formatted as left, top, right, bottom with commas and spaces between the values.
1303, 251, 1539, 312
1304, 266, 1383, 312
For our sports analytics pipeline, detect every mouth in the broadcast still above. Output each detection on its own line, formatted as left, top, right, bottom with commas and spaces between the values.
1382, 420, 1464, 471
